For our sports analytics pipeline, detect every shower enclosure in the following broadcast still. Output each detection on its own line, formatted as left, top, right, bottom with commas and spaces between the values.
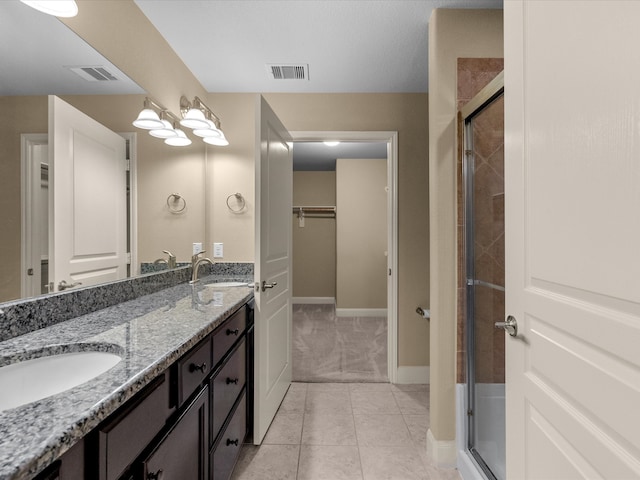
461, 73, 505, 480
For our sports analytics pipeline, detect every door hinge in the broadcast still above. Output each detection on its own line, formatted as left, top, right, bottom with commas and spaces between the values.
467, 409, 473, 416
388, 268, 392, 276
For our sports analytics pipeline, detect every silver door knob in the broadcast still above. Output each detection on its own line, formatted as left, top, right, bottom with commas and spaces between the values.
495, 315, 518, 337
261, 280, 278, 292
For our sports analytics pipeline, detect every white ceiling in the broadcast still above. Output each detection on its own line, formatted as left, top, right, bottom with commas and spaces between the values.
135, 0, 503, 94
0, 0, 144, 95
2, 0, 502, 169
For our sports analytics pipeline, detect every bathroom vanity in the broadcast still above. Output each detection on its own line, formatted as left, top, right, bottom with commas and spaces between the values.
0, 275, 254, 480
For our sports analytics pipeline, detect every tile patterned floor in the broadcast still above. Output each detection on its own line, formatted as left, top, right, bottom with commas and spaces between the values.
292, 304, 388, 383
231, 382, 462, 480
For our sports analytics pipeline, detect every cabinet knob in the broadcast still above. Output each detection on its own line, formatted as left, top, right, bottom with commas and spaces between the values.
226, 438, 239, 446
189, 362, 207, 373
226, 377, 239, 385
147, 470, 164, 480
226, 328, 239, 336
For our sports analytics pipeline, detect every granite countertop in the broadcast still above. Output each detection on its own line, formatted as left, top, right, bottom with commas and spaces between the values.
0, 276, 254, 480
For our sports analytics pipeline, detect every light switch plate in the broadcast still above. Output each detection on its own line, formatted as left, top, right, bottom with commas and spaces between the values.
213, 242, 223, 258
192, 242, 203, 255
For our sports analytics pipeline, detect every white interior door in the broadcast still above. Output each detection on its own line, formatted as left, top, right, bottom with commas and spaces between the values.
49, 95, 127, 293
253, 95, 293, 443
505, 1, 640, 478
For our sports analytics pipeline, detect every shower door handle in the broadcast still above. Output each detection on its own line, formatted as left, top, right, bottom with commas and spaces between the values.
495, 315, 518, 337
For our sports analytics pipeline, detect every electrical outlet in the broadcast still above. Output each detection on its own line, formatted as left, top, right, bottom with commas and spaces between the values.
213, 243, 224, 258
192, 242, 203, 255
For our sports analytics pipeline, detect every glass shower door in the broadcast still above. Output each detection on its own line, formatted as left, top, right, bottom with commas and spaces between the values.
464, 90, 505, 480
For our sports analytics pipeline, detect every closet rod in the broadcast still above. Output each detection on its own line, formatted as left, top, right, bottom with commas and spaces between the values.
292, 206, 336, 214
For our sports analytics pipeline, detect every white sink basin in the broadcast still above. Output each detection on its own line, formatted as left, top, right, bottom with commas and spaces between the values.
0, 351, 122, 411
205, 282, 250, 288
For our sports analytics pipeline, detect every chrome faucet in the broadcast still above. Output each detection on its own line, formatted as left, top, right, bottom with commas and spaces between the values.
190, 251, 213, 283
163, 250, 177, 269
153, 250, 177, 269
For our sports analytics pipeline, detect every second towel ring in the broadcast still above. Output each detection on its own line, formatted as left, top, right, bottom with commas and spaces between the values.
226, 193, 246, 213
167, 193, 187, 214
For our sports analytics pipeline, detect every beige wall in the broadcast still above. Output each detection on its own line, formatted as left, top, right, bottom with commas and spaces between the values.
0, 96, 48, 302
427, 8, 503, 461
292, 172, 336, 299
208, 92, 430, 367
336, 159, 387, 310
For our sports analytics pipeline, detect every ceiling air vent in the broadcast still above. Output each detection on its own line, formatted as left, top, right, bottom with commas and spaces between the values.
266, 64, 309, 80
66, 66, 119, 82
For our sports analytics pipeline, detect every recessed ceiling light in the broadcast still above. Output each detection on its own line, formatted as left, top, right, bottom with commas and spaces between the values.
323, 141, 340, 147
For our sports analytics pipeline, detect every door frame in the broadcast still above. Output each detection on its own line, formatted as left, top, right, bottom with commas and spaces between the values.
290, 130, 399, 383
21, 133, 49, 297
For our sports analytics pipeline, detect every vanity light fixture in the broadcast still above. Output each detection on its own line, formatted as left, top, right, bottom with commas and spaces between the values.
180, 97, 210, 129
164, 124, 192, 147
203, 132, 229, 147
20, 0, 78, 17
132, 98, 165, 130
149, 111, 178, 139
180, 96, 228, 146
323, 141, 340, 147
132, 97, 193, 147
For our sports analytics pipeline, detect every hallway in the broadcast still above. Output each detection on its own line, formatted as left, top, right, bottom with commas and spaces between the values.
231, 382, 461, 480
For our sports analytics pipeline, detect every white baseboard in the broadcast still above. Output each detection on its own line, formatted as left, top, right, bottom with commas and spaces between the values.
395, 366, 430, 384
335, 308, 387, 317
292, 297, 335, 304
427, 428, 457, 468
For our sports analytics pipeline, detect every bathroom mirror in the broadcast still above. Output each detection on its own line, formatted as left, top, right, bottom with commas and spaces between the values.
0, 1, 206, 303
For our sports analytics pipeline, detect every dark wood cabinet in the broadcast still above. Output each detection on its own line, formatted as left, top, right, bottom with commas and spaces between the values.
53, 300, 253, 480
33, 439, 84, 480
178, 336, 212, 406
97, 373, 173, 480
210, 338, 246, 445
211, 393, 246, 480
142, 386, 209, 480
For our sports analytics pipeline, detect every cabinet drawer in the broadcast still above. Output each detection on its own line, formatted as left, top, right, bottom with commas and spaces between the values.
213, 306, 246, 367
211, 339, 246, 443
211, 392, 246, 480
178, 336, 212, 405
98, 373, 172, 480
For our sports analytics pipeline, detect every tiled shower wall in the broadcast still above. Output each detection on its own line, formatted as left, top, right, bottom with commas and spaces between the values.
456, 58, 504, 384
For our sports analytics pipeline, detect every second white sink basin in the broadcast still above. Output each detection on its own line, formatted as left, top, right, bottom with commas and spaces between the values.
0, 351, 122, 412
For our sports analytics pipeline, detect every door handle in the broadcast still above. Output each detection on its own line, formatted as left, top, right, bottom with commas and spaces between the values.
261, 280, 277, 292
495, 315, 518, 337
58, 280, 82, 291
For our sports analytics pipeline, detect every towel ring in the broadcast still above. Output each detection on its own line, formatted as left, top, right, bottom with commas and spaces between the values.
167, 193, 187, 214
226, 193, 246, 213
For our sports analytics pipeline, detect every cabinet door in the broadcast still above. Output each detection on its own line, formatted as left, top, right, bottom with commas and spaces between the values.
211, 339, 246, 444
143, 386, 208, 480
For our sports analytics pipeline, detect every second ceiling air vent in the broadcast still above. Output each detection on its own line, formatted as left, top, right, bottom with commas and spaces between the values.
266, 64, 309, 80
